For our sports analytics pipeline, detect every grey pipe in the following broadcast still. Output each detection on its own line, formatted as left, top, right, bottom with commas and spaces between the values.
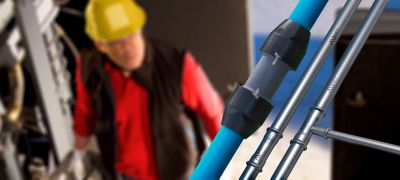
311, 127, 400, 156
240, 0, 362, 179
272, 1, 388, 179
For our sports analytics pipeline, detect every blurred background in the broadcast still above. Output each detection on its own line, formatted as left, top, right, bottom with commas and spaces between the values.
0, 0, 399, 179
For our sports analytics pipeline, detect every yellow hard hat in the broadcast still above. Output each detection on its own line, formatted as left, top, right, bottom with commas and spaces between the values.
85, 0, 146, 42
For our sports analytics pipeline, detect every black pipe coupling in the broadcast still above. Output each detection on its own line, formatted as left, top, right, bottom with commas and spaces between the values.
222, 86, 273, 139
261, 19, 310, 70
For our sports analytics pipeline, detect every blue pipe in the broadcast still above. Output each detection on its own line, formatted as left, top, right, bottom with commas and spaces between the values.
289, 0, 329, 30
191, 126, 243, 179
191, 0, 328, 179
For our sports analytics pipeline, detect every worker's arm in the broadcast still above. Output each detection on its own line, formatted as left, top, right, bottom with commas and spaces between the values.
66, 58, 97, 179
73, 57, 96, 150
181, 52, 224, 139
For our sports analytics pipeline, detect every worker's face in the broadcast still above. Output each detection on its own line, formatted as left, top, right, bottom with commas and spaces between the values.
96, 30, 145, 72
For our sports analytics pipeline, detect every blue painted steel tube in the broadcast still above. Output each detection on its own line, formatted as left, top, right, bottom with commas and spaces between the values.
191, 126, 243, 179
289, 0, 329, 30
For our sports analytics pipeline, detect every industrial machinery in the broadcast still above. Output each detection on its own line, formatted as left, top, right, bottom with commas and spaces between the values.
0, 0, 74, 179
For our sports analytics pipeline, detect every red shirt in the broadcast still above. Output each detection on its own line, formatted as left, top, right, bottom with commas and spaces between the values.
74, 52, 223, 179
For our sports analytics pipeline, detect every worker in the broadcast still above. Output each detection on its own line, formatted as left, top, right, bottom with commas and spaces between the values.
71, 0, 224, 179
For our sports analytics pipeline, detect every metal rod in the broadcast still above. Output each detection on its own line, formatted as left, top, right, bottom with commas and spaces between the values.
272, 1, 388, 179
240, 1, 361, 179
311, 127, 400, 156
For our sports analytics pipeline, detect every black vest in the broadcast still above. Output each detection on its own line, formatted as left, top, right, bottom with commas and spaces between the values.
80, 38, 206, 179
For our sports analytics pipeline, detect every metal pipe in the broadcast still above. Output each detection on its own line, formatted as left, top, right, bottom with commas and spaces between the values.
55, 23, 80, 59
240, 1, 361, 179
272, 1, 388, 179
191, 0, 328, 178
6, 63, 25, 124
311, 127, 400, 156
